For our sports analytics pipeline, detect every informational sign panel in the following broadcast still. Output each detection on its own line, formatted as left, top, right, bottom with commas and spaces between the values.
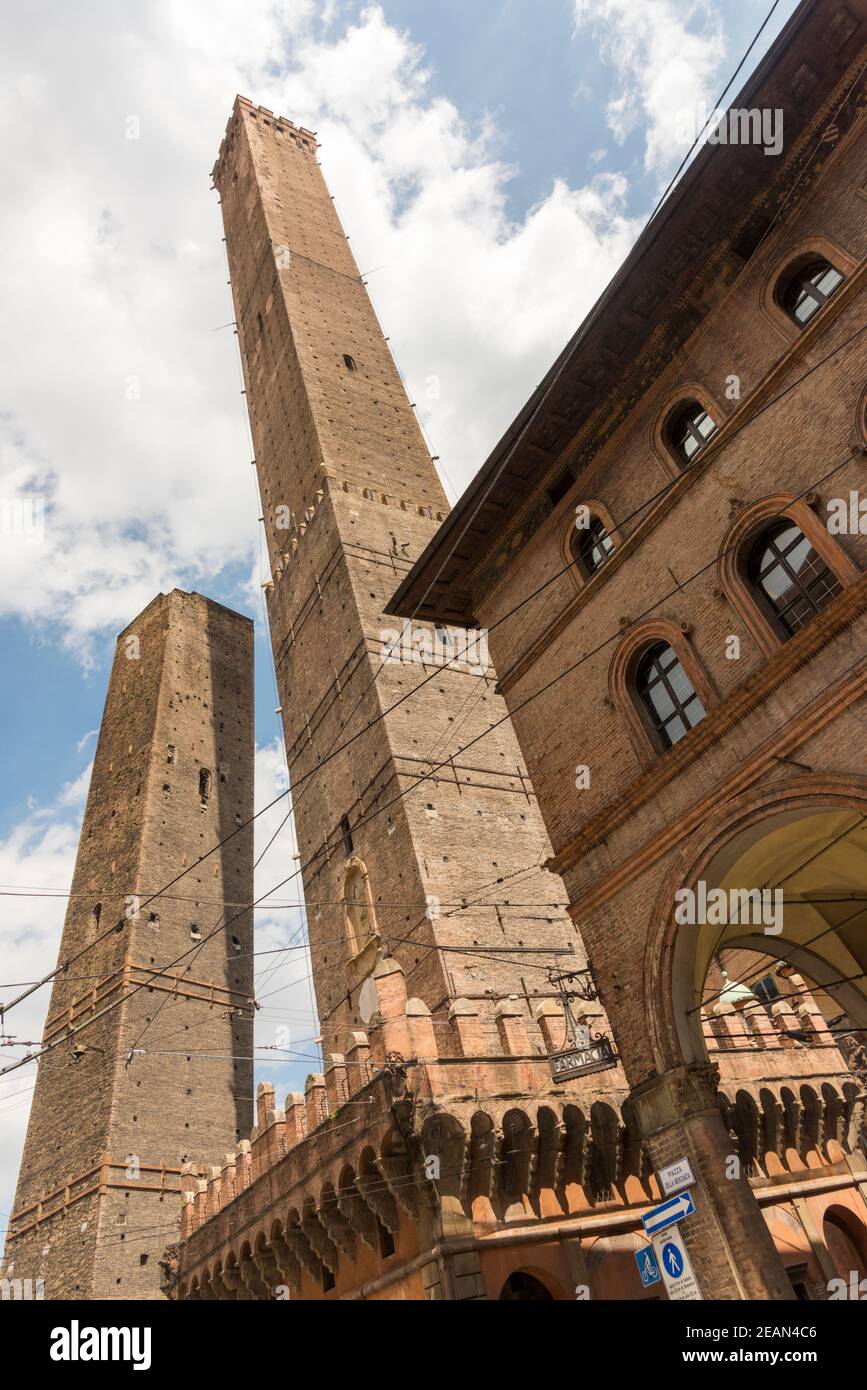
651, 1226, 703, 1301
657, 1157, 696, 1197
548, 1036, 617, 1081
634, 1245, 662, 1289
641, 1189, 696, 1237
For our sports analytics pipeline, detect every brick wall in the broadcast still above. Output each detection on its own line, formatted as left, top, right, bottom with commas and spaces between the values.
2, 590, 254, 1299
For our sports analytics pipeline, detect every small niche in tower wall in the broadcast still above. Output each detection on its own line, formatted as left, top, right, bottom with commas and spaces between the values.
90, 903, 101, 939
166, 745, 176, 764
340, 814, 353, 857
199, 768, 212, 807
343, 354, 357, 372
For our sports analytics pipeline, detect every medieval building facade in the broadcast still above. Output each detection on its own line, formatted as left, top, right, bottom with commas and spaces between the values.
171, 0, 867, 1303
4, 0, 867, 1306
391, 0, 867, 1301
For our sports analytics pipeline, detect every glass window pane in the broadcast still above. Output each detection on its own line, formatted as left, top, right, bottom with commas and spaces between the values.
697, 412, 717, 439
793, 292, 818, 324
666, 662, 693, 703
665, 716, 688, 746
648, 683, 675, 720
750, 521, 841, 639
813, 265, 842, 296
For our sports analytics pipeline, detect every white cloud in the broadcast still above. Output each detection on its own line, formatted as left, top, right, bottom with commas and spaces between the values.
251, 739, 318, 1075
0, 787, 85, 1232
56, 762, 94, 809
0, 0, 641, 654
573, 0, 725, 173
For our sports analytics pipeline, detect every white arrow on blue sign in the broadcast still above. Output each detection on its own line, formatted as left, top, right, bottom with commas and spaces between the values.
641, 1189, 696, 1236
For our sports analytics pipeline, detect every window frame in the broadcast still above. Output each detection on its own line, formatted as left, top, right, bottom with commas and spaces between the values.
760, 237, 857, 342
717, 494, 859, 657
562, 499, 621, 594
666, 401, 719, 469
634, 641, 707, 752
779, 259, 845, 328
572, 516, 615, 577
651, 384, 724, 481
748, 520, 843, 641
609, 620, 717, 767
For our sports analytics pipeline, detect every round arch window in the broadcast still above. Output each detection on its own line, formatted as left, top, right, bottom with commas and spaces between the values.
781, 260, 844, 327
667, 402, 718, 466
572, 516, 614, 576
748, 521, 841, 639
635, 642, 705, 750
343, 861, 378, 956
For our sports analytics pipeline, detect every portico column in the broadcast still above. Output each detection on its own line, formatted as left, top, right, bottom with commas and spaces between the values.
629, 1062, 793, 1300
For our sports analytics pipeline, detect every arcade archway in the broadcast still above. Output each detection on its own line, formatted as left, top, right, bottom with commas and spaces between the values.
647, 778, 867, 1073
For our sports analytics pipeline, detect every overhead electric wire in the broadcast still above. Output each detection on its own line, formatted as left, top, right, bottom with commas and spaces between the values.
0, 437, 860, 1085
693, 813, 867, 1015
646, 0, 785, 229
4, 78, 865, 1060
2, 313, 861, 1036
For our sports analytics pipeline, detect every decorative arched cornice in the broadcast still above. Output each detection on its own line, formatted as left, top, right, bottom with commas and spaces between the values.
643, 772, 867, 1075
609, 618, 717, 768
561, 498, 622, 595
759, 234, 858, 341
649, 382, 726, 480
717, 492, 860, 658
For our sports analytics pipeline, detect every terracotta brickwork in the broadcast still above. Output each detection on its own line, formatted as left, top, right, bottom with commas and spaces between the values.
172, 958, 866, 1301
211, 98, 581, 1053
171, 11, 867, 1298
2, 591, 255, 1299
391, 0, 867, 1299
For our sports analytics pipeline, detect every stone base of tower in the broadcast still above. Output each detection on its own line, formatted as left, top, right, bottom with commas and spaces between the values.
167, 958, 867, 1302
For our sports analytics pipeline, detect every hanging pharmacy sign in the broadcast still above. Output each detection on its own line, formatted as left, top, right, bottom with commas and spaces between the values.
548, 1036, 618, 1081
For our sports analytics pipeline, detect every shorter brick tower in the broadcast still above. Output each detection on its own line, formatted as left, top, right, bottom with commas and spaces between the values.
1, 590, 255, 1300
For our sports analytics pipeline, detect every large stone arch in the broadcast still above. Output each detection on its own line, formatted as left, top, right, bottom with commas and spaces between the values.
643, 773, 867, 1073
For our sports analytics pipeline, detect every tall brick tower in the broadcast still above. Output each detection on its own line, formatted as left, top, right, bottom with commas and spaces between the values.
212, 99, 579, 1055
2, 590, 254, 1300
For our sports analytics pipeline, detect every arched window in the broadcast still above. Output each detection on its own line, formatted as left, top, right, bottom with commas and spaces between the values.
780, 259, 844, 327
343, 353, 357, 372
635, 642, 705, 750
667, 402, 718, 466
748, 521, 841, 639
572, 517, 614, 576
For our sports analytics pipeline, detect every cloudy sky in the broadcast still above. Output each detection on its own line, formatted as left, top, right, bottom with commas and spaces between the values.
0, 0, 799, 1233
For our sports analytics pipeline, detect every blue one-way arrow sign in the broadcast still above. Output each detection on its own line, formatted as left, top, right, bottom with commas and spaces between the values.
641, 1189, 696, 1236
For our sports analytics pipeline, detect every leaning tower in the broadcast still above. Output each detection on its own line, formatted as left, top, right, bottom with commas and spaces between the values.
2, 590, 255, 1299
212, 98, 581, 1054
